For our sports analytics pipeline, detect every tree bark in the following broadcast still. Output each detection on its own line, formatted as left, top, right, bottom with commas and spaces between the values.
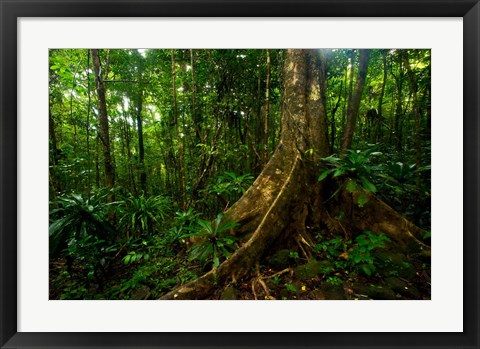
171, 50, 188, 211
48, 109, 61, 194
392, 52, 405, 151
342, 49, 370, 151
402, 50, 422, 174
86, 50, 92, 196
136, 91, 147, 194
91, 49, 115, 190
330, 81, 342, 154
263, 49, 271, 165
375, 49, 388, 142
190, 49, 202, 142
121, 103, 136, 195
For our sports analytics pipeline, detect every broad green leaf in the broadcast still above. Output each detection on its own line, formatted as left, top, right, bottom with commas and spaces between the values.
346, 179, 357, 193
333, 168, 346, 177
359, 176, 377, 193
353, 254, 362, 263
197, 220, 213, 234
361, 264, 372, 276
220, 245, 232, 258
215, 213, 223, 230
49, 216, 71, 237
212, 255, 220, 268
322, 155, 340, 163
318, 169, 334, 182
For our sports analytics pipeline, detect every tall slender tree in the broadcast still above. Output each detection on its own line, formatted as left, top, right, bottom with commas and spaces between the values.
402, 49, 423, 203
342, 49, 371, 151
91, 49, 115, 190
392, 51, 406, 150
171, 50, 188, 210
135, 90, 147, 193
263, 49, 271, 165
375, 49, 388, 142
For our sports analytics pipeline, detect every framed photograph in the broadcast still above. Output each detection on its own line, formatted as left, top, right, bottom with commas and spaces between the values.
1, 0, 478, 348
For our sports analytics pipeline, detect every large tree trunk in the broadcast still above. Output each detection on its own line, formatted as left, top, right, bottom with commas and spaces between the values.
161, 49, 428, 300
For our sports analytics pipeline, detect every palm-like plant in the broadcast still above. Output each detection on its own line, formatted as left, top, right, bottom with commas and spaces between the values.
204, 172, 254, 208
185, 212, 239, 269
49, 190, 117, 257
318, 147, 383, 206
119, 194, 172, 238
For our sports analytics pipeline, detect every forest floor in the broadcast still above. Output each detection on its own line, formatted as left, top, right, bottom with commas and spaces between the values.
49, 231, 431, 300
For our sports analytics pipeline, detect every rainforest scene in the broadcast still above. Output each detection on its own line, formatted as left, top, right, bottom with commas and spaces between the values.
49, 49, 431, 300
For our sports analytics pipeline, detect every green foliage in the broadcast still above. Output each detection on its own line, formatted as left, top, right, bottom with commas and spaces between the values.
123, 250, 149, 265
386, 162, 416, 183
319, 146, 383, 207
185, 212, 239, 269
285, 283, 298, 293
175, 208, 201, 226
114, 238, 197, 299
164, 208, 202, 248
271, 275, 281, 285
49, 190, 117, 256
326, 276, 343, 285
120, 259, 181, 298
58, 278, 89, 300
202, 172, 254, 211
119, 194, 172, 237
219, 172, 254, 194
314, 231, 390, 278
349, 232, 390, 276
48, 49, 431, 299
48, 190, 122, 286
314, 235, 350, 258
289, 251, 300, 260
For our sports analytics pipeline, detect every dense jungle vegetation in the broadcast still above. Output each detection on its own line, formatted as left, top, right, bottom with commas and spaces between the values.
49, 49, 431, 300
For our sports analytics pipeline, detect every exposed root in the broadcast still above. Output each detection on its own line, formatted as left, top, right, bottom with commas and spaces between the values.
339, 188, 431, 257
251, 268, 274, 300
160, 160, 430, 300
296, 238, 311, 260
264, 268, 292, 280
224, 145, 299, 239
251, 279, 258, 300
160, 155, 303, 300
325, 209, 350, 240
257, 278, 271, 297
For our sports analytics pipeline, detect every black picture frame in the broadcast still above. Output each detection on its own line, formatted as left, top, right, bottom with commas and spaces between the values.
1, 1, 479, 348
